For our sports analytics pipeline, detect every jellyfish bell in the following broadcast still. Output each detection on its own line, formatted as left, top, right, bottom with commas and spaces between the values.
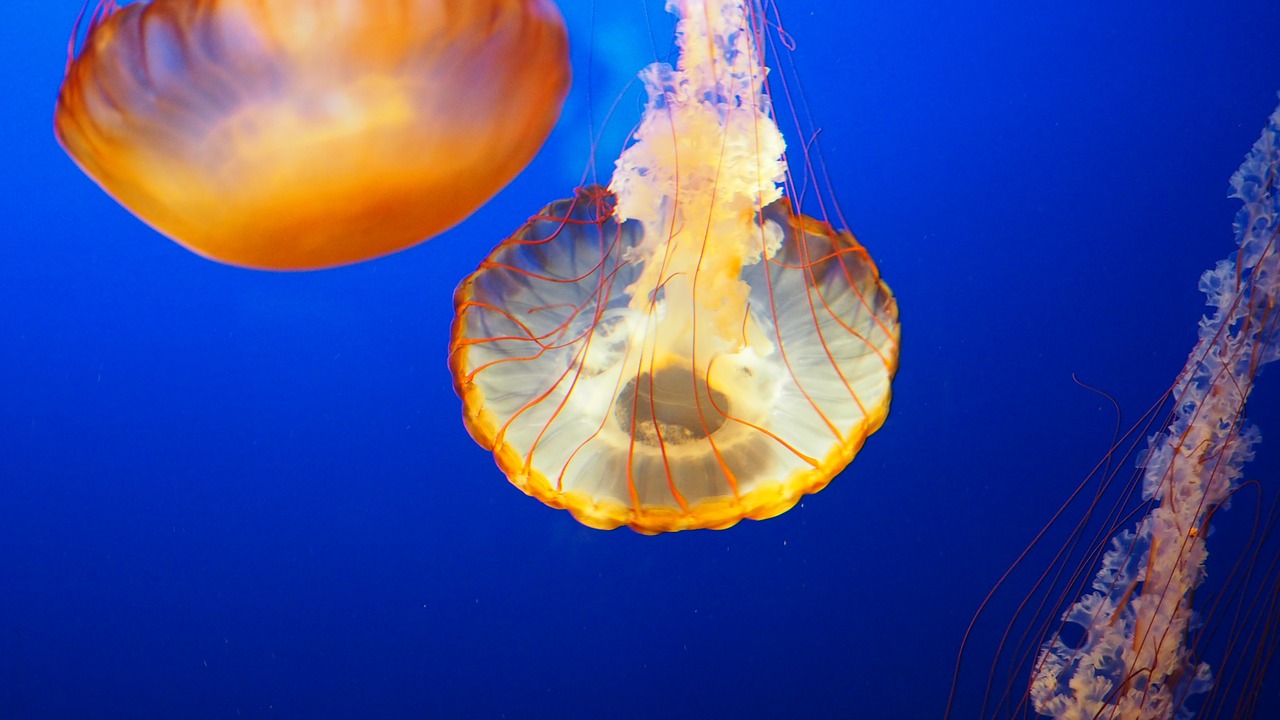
54, 0, 570, 270
450, 0, 901, 533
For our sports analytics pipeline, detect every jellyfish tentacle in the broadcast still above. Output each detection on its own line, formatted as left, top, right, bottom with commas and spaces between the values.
1031, 98, 1280, 720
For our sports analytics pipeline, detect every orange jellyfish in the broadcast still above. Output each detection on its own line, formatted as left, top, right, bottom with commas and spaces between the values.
450, 0, 901, 533
54, 0, 570, 270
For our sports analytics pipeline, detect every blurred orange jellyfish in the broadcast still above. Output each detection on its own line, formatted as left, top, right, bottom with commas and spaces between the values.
450, 0, 901, 533
54, 0, 570, 270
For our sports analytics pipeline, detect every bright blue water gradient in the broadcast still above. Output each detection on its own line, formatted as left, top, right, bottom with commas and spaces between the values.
3, 2, 1279, 718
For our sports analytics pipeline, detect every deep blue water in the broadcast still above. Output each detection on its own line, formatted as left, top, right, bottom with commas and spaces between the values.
3, 1, 1280, 718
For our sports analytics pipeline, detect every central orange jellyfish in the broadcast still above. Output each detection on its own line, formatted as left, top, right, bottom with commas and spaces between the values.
54, 0, 570, 270
450, 0, 901, 533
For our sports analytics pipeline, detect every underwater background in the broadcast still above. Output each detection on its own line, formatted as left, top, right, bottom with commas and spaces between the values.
4, 1, 1280, 718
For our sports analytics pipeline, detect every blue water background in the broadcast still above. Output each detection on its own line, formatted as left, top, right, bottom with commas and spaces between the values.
3, 1, 1280, 718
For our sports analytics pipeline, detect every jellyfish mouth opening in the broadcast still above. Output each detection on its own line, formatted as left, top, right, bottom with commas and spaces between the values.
613, 366, 729, 446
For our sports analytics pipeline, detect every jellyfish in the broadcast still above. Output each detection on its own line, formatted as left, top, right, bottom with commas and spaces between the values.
54, 0, 570, 270
1028, 99, 1280, 720
948, 99, 1280, 719
449, 0, 901, 533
